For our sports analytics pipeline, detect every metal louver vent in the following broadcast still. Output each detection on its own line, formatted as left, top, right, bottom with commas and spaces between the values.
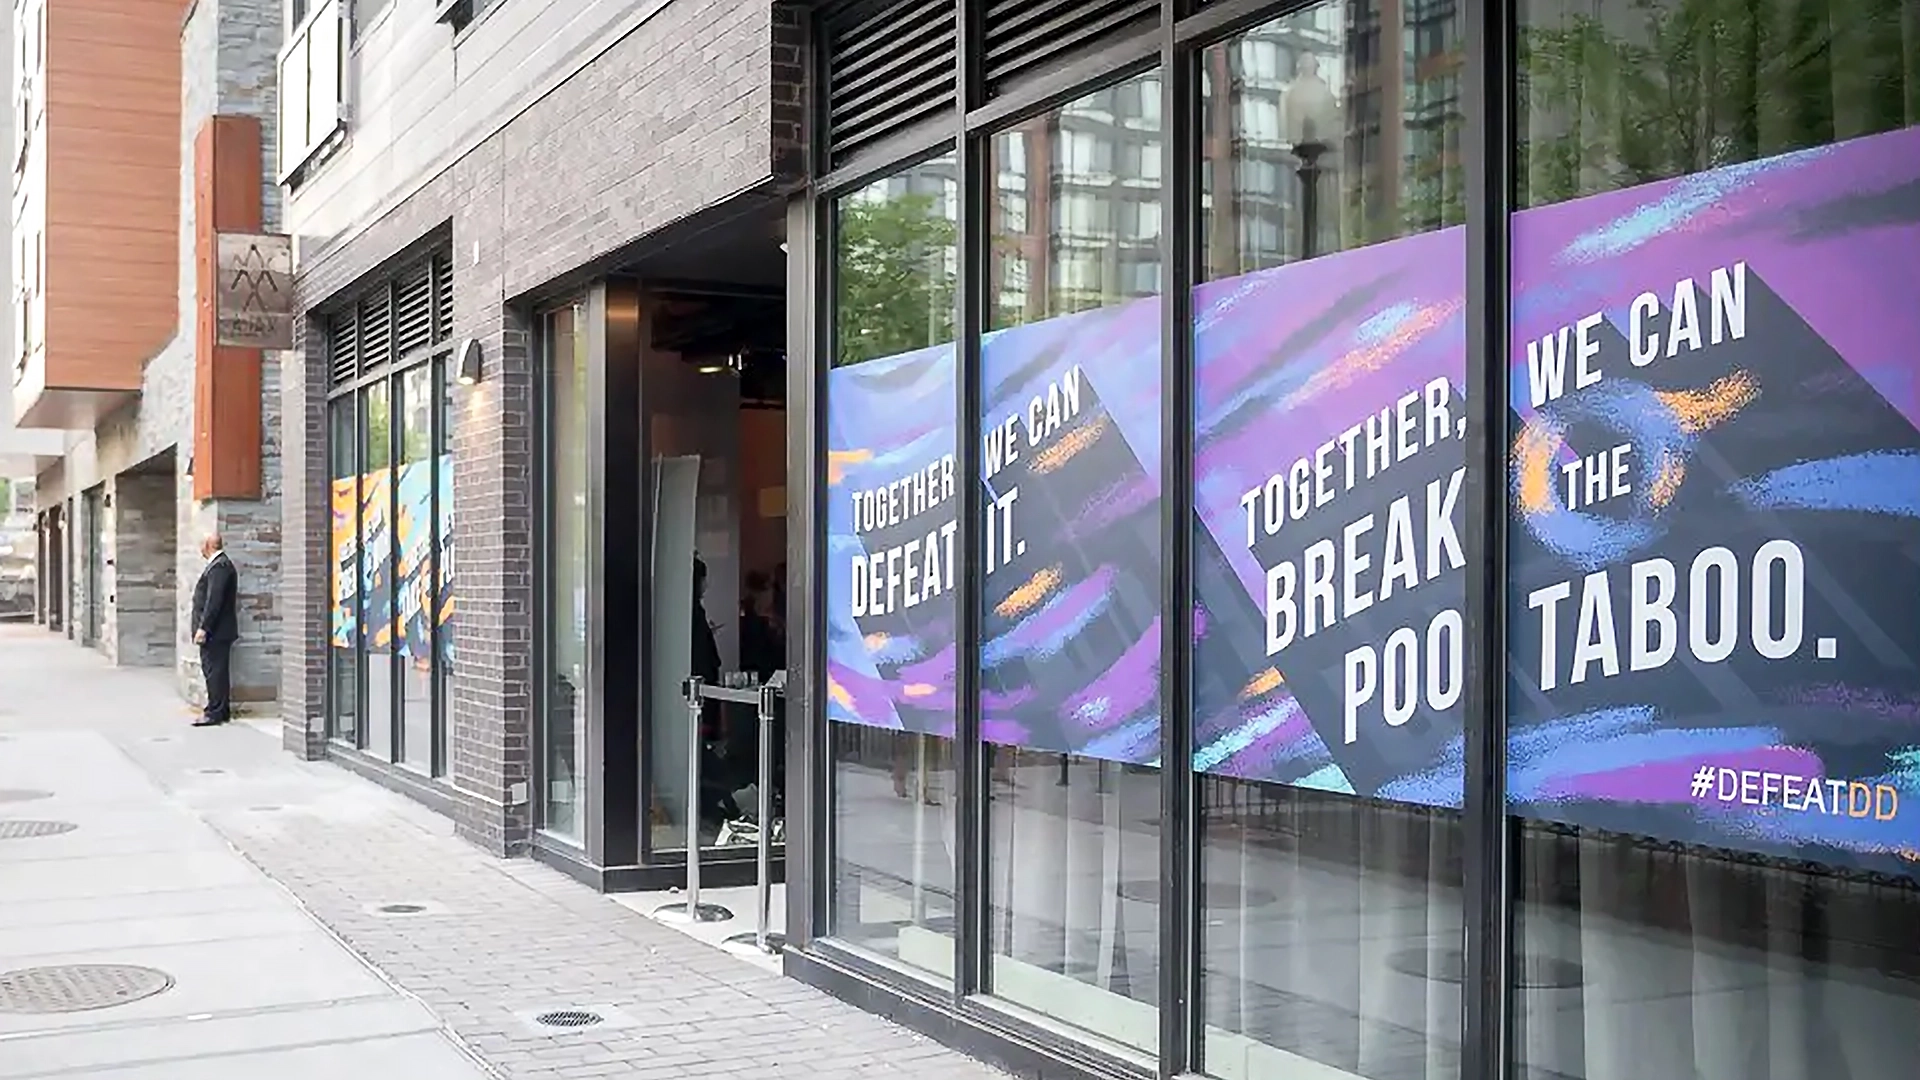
394, 264, 434, 356
823, 0, 955, 168
431, 252, 454, 342
327, 313, 358, 386
981, 0, 1156, 96
357, 289, 393, 371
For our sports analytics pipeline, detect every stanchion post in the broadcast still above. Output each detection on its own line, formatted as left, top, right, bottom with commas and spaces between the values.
657, 676, 731, 924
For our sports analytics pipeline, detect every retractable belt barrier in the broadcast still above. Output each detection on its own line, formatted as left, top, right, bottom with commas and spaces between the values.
655, 675, 786, 955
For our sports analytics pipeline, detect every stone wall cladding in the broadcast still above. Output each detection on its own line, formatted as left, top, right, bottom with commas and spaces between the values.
38, 0, 283, 705
284, 0, 804, 855
112, 472, 179, 668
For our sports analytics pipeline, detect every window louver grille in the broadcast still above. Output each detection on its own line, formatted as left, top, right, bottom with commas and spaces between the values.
357, 288, 393, 372
823, 0, 955, 168
981, 0, 1156, 97
323, 248, 454, 390
394, 264, 434, 356
328, 313, 358, 386
432, 252, 454, 342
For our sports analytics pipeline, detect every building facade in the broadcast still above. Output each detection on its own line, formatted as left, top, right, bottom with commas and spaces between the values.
281, 1, 1920, 1079
16, 0, 284, 698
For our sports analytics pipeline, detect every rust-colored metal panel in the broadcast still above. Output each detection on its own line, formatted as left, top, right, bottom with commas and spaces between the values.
192, 115, 266, 502
36, 0, 182, 404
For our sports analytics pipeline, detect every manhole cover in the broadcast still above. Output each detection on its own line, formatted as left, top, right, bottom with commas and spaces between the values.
250, 806, 282, 812
1387, 947, 1584, 989
0, 820, 77, 840
379, 903, 426, 914
0, 965, 174, 1014
0, 790, 52, 804
149, 737, 173, 743
198, 769, 226, 776
534, 1009, 604, 1029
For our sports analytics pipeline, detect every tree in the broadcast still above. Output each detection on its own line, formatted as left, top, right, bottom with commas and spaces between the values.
834, 193, 957, 367
1519, 0, 1917, 208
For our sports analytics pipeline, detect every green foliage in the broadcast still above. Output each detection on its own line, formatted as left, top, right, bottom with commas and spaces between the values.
1519, 0, 1918, 207
834, 193, 956, 367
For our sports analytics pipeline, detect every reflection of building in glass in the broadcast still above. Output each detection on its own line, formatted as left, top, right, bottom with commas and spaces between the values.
1200, 0, 1464, 278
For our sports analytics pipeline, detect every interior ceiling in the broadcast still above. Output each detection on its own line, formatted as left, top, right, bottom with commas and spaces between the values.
614, 196, 788, 364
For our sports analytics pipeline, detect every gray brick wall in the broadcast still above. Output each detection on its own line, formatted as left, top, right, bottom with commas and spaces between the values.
282, 0, 805, 855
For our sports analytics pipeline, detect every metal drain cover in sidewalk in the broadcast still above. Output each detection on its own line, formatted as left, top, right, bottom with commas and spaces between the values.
0, 820, 77, 840
511, 1003, 636, 1037
0, 965, 174, 1014
0, 790, 52, 804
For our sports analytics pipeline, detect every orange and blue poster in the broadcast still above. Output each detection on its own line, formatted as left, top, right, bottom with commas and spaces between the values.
329, 477, 359, 648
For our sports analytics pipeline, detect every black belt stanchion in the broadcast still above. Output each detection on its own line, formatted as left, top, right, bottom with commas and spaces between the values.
656, 676, 733, 924
724, 679, 786, 955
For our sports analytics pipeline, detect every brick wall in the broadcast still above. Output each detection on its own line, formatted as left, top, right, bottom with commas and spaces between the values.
282, 0, 806, 855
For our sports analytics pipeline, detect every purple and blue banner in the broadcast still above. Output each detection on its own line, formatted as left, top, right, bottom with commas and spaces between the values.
1505, 126, 1920, 875
826, 123, 1920, 874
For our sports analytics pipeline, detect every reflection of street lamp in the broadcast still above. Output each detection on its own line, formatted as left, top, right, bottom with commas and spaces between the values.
1285, 53, 1338, 260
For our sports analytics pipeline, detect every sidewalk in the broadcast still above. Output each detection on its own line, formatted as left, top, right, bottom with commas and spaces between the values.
0, 626, 1005, 1080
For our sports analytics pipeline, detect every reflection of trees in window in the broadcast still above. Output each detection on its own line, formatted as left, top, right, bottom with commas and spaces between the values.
834, 190, 956, 367
1520, 0, 1919, 208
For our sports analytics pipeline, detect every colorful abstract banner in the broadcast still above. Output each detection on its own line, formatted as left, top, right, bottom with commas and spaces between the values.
329, 477, 359, 648
824, 124, 1920, 873
1192, 227, 1468, 804
1506, 126, 1920, 875
330, 455, 455, 661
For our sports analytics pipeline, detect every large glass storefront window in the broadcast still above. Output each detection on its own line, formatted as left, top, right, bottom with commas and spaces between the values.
328, 399, 359, 742
320, 258, 457, 771
542, 303, 592, 841
362, 381, 395, 758
980, 70, 1164, 1054
1509, 1, 1920, 1077
804, 2, 1920, 1076
397, 365, 435, 773
825, 153, 960, 974
1191, 4, 1467, 1077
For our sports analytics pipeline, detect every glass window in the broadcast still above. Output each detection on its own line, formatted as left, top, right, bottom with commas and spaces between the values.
826, 151, 960, 976
328, 398, 359, 744
1510, 1, 1920, 1078
1192, 3, 1468, 1077
396, 365, 434, 773
434, 354, 455, 773
542, 304, 591, 841
981, 70, 1163, 1055
361, 381, 394, 760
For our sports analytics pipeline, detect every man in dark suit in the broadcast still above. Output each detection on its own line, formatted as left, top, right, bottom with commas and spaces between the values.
191, 534, 240, 727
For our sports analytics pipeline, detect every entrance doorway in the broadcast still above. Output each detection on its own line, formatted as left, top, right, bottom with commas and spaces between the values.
81, 485, 104, 648
640, 283, 788, 856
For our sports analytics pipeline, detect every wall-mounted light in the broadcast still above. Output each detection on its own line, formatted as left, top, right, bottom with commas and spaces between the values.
456, 338, 484, 385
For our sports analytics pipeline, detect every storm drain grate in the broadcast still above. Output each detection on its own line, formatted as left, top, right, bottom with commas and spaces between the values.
379, 903, 425, 914
0, 965, 174, 1014
0, 790, 52, 804
197, 769, 226, 776
534, 1009, 604, 1029
0, 820, 77, 840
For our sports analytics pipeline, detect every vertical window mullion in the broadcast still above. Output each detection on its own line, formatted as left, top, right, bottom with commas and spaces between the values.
952, 0, 987, 1005
1157, 0, 1199, 1071
1462, 0, 1515, 1073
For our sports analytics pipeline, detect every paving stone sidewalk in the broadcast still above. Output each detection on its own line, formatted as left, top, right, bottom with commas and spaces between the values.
0, 626, 1005, 1080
